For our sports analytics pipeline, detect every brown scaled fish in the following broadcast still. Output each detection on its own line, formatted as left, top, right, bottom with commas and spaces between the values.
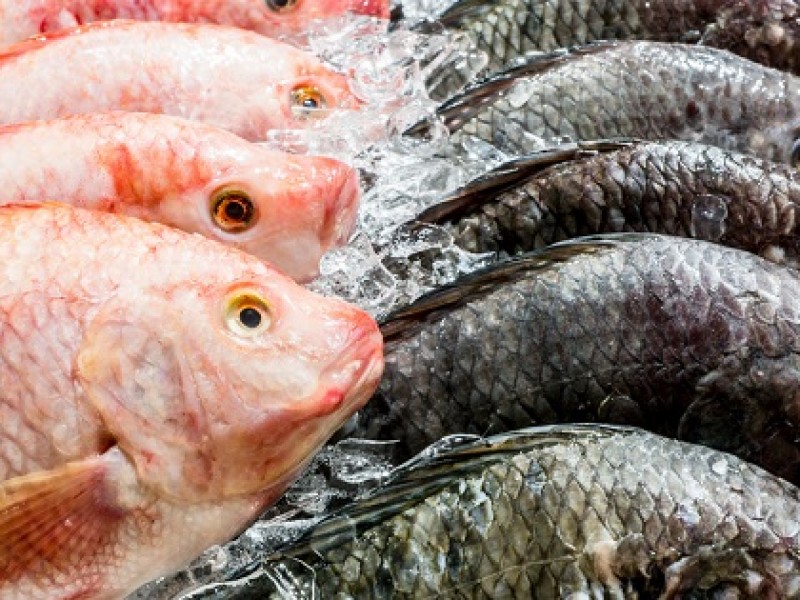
353, 234, 800, 484
246, 425, 800, 598
0, 204, 383, 599
419, 139, 800, 266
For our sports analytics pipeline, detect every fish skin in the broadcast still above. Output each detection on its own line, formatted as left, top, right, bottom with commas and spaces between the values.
256, 425, 800, 599
409, 0, 800, 92
0, 20, 360, 142
0, 0, 389, 44
353, 234, 800, 484
421, 140, 800, 266
439, 41, 800, 164
0, 204, 384, 599
0, 112, 359, 282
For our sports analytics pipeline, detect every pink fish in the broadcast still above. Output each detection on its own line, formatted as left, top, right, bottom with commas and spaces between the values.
0, 203, 383, 599
0, 112, 359, 281
0, 0, 390, 44
0, 20, 361, 141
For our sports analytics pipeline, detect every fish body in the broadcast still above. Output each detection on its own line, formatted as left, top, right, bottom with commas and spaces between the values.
412, 0, 800, 85
0, 204, 384, 599
0, 20, 359, 141
356, 234, 800, 483
0, 112, 360, 281
260, 425, 800, 598
440, 42, 800, 163
0, 0, 389, 44
422, 140, 800, 266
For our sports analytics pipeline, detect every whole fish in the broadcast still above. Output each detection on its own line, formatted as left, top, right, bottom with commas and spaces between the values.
408, 0, 800, 97
0, 20, 360, 141
0, 112, 360, 282
256, 425, 800, 599
0, 0, 390, 45
353, 234, 800, 484
435, 41, 800, 164
0, 204, 384, 599
420, 139, 800, 266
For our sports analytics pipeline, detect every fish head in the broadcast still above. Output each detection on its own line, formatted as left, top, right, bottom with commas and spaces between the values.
77, 261, 384, 503
176, 150, 360, 282
241, 0, 390, 36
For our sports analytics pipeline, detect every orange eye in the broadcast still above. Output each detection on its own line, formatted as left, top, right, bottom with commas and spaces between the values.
290, 86, 328, 119
224, 291, 272, 338
266, 0, 298, 12
211, 189, 256, 233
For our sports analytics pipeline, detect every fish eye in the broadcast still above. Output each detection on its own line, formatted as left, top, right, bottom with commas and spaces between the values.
792, 139, 800, 167
224, 291, 272, 338
290, 86, 328, 119
266, 0, 298, 11
211, 189, 257, 233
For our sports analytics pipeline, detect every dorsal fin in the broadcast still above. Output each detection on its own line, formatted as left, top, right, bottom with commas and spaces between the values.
417, 139, 637, 224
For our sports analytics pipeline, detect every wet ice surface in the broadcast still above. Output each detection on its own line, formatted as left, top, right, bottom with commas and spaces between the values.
129, 11, 495, 600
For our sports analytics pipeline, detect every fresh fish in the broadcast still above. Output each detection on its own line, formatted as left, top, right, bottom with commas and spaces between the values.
435, 41, 800, 164
0, 0, 390, 45
420, 139, 800, 266
0, 112, 360, 282
255, 425, 800, 599
353, 234, 800, 484
0, 204, 384, 599
406, 0, 800, 97
0, 20, 360, 142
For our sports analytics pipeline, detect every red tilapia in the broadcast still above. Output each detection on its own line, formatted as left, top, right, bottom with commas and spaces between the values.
0, 204, 384, 599
0, 0, 390, 44
0, 20, 360, 141
0, 112, 360, 281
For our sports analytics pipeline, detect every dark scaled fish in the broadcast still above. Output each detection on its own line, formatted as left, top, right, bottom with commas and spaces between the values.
249, 425, 800, 599
433, 41, 800, 164
419, 139, 800, 265
352, 234, 800, 484
404, 0, 800, 97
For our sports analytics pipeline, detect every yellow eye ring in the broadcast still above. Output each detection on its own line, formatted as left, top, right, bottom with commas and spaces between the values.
266, 0, 298, 12
211, 189, 257, 233
290, 86, 328, 119
224, 291, 272, 338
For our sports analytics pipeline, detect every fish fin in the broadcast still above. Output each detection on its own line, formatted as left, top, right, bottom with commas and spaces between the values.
272, 424, 633, 558
380, 236, 628, 341
418, 42, 620, 133
417, 139, 638, 224
0, 455, 126, 585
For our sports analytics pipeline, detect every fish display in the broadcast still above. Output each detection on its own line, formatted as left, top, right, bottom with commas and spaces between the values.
0, 20, 360, 141
420, 139, 800, 266
353, 234, 800, 484
0, 0, 390, 45
256, 425, 800, 598
0, 112, 360, 281
0, 204, 384, 599
407, 0, 800, 89
434, 41, 800, 163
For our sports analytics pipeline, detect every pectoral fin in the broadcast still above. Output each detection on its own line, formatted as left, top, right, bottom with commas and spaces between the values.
0, 455, 125, 585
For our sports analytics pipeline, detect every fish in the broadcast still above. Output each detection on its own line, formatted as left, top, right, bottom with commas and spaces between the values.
0, 0, 390, 45
0, 20, 360, 142
405, 0, 800, 97
255, 425, 800, 599
352, 233, 800, 484
432, 41, 800, 164
419, 139, 800, 266
0, 112, 360, 282
0, 203, 384, 599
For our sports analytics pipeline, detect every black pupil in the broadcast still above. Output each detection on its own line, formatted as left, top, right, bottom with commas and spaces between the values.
270, 0, 290, 7
302, 97, 319, 109
224, 198, 247, 222
239, 307, 262, 329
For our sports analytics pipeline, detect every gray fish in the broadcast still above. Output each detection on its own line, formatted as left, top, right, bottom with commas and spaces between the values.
405, 0, 800, 97
419, 139, 800, 264
433, 41, 800, 164
352, 234, 800, 484
253, 425, 800, 599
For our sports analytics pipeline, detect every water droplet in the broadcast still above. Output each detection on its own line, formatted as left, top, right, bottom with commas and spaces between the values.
690, 194, 729, 241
